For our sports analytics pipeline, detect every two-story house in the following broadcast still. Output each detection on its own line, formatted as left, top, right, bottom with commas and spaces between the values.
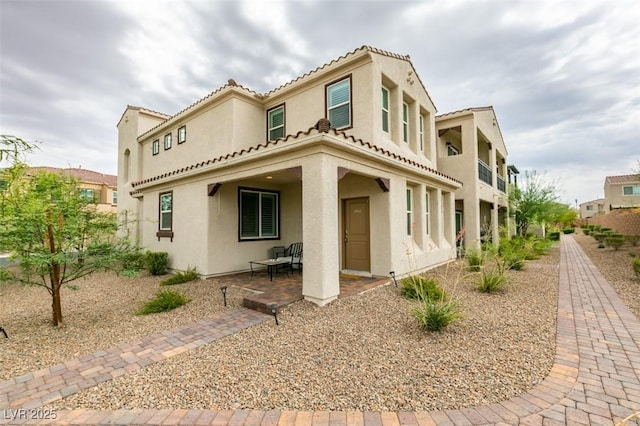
579, 199, 605, 219
117, 46, 468, 306
604, 175, 640, 212
435, 107, 512, 250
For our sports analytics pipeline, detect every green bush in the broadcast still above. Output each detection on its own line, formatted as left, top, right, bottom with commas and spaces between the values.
625, 235, 640, 246
146, 251, 169, 275
498, 239, 527, 270
633, 256, 640, 279
593, 233, 607, 243
137, 289, 190, 314
477, 265, 507, 293
548, 231, 561, 241
466, 249, 484, 272
161, 266, 199, 286
410, 298, 462, 332
583, 228, 591, 236
598, 242, 606, 249
562, 227, 575, 234
121, 250, 146, 271
400, 275, 445, 301
605, 236, 625, 251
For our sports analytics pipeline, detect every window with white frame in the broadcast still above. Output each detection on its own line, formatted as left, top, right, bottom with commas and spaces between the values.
381, 86, 390, 133
419, 114, 424, 151
326, 77, 351, 129
267, 105, 285, 140
159, 192, 173, 231
112, 191, 118, 205
425, 190, 430, 235
178, 126, 186, 144
402, 102, 409, 143
623, 185, 640, 195
406, 187, 413, 235
79, 188, 95, 202
152, 139, 159, 155
164, 133, 172, 150
239, 188, 279, 240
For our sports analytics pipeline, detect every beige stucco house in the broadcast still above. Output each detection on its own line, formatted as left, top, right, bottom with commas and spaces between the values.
604, 175, 640, 212
435, 107, 512, 250
117, 46, 470, 306
28, 167, 117, 213
579, 198, 605, 219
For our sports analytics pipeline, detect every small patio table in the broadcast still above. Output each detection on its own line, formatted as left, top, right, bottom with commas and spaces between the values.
249, 258, 291, 281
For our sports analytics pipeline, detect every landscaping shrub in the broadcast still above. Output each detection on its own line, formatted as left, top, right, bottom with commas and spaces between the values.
410, 298, 462, 332
633, 256, 640, 279
161, 266, 199, 286
583, 228, 591, 236
547, 231, 561, 241
400, 275, 446, 301
598, 242, 606, 249
593, 233, 607, 243
625, 235, 640, 247
137, 289, 190, 314
146, 251, 169, 275
121, 250, 146, 272
498, 239, 527, 270
605, 235, 625, 251
562, 227, 575, 234
476, 264, 507, 293
465, 249, 484, 272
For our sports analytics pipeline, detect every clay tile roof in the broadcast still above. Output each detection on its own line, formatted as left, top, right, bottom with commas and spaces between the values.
606, 174, 640, 184
28, 167, 117, 187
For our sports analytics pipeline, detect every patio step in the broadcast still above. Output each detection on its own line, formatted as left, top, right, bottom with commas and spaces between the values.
242, 291, 303, 315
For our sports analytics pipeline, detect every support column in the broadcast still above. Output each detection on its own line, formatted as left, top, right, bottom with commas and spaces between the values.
302, 154, 340, 306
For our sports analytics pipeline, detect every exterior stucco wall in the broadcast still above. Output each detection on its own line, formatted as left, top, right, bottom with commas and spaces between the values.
605, 181, 640, 210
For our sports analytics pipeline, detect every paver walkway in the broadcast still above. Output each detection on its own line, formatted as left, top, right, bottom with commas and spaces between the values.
1, 235, 640, 425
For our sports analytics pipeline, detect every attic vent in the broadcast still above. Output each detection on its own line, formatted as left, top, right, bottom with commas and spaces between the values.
227, 79, 238, 86
315, 118, 331, 133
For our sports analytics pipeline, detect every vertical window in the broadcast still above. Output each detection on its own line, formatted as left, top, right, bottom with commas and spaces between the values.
419, 114, 424, 151
326, 77, 351, 129
402, 102, 409, 143
112, 191, 118, 205
425, 190, 430, 236
267, 105, 285, 140
406, 188, 413, 236
164, 133, 172, 150
381, 86, 390, 133
152, 139, 159, 155
178, 126, 186, 144
159, 192, 173, 231
239, 188, 279, 240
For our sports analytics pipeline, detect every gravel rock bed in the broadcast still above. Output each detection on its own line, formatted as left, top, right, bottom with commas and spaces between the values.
40, 246, 560, 412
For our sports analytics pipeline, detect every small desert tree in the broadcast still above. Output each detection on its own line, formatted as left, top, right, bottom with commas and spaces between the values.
0, 136, 136, 327
509, 170, 559, 236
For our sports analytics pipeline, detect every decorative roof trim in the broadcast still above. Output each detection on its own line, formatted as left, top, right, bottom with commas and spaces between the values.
130, 127, 461, 191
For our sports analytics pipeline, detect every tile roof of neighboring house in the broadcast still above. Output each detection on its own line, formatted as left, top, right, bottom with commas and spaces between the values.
435, 106, 495, 119
606, 174, 640, 184
28, 167, 117, 187
130, 121, 462, 190
135, 45, 435, 142
580, 198, 604, 205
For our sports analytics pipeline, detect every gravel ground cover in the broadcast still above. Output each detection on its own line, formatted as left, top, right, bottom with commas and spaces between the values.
17, 245, 562, 412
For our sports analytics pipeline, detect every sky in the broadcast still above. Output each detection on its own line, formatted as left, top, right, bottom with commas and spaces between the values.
1, 0, 639, 206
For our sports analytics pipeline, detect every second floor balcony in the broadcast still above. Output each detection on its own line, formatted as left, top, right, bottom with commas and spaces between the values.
478, 160, 492, 186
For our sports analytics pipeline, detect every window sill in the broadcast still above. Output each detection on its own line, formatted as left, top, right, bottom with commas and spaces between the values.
156, 230, 174, 241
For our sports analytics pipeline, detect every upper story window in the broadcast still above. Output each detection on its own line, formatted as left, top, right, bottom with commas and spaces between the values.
267, 105, 285, 140
112, 191, 118, 205
623, 185, 640, 195
446, 142, 459, 156
402, 102, 409, 143
164, 133, 172, 150
586, 205, 593, 211
239, 188, 279, 240
80, 188, 96, 202
178, 126, 186, 144
381, 86, 390, 133
152, 139, 159, 155
326, 76, 351, 129
406, 187, 413, 236
419, 115, 424, 151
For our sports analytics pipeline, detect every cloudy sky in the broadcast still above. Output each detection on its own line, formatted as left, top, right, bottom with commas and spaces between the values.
1, 0, 638, 205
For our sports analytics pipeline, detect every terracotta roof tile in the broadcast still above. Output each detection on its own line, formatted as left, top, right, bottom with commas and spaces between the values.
28, 167, 117, 187
606, 174, 640, 184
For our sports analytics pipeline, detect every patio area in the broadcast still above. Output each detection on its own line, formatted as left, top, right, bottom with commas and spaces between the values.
208, 270, 391, 314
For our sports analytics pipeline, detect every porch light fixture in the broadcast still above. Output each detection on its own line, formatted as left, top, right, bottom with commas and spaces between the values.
220, 285, 228, 307
270, 303, 279, 325
389, 271, 397, 287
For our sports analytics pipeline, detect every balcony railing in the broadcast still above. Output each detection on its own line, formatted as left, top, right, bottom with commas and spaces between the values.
497, 175, 506, 193
478, 160, 492, 185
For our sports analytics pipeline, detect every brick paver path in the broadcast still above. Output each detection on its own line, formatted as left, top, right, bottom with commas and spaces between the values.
2, 235, 640, 424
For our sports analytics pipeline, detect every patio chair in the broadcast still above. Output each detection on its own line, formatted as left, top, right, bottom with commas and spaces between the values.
276, 242, 303, 274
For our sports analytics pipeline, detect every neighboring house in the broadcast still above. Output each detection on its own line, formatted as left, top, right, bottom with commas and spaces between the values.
435, 107, 513, 250
604, 175, 640, 212
27, 167, 118, 213
117, 46, 471, 306
579, 199, 605, 219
